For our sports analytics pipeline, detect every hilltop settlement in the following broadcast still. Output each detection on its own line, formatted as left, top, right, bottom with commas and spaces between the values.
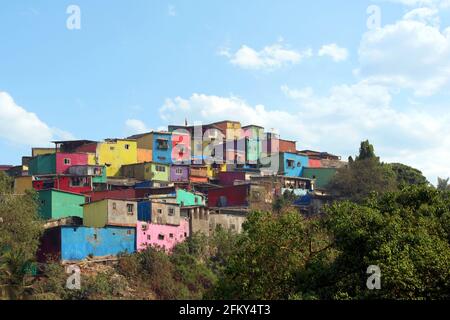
1, 120, 346, 263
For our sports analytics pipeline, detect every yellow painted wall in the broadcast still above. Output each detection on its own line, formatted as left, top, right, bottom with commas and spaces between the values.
96, 140, 138, 177
32, 148, 56, 157
87, 153, 97, 165
83, 200, 108, 228
206, 163, 227, 178
13, 176, 33, 194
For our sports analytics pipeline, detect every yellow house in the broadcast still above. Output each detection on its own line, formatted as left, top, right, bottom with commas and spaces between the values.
206, 163, 227, 179
82, 139, 138, 177
13, 176, 33, 194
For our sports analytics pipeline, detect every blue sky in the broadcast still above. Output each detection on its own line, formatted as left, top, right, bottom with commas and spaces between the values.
1, 0, 450, 183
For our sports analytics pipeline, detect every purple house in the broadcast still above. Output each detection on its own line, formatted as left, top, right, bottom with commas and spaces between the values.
170, 165, 189, 183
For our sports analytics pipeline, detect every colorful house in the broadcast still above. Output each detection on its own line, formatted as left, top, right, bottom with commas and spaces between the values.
83, 199, 138, 228
242, 125, 264, 164
28, 153, 88, 176
38, 226, 136, 262
207, 184, 251, 208
137, 220, 189, 252
38, 189, 85, 220
151, 201, 181, 225
302, 167, 337, 189
278, 152, 309, 177
170, 165, 189, 183
33, 175, 93, 194
76, 139, 138, 177
121, 162, 170, 182
176, 189, 205, 206
189, 165, 209, 183
68, 165, 107, 184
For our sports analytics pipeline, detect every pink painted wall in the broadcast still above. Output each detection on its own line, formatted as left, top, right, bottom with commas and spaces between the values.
308, 159, 322, 168
137, 220, 189, 252
55, 153, 89, 174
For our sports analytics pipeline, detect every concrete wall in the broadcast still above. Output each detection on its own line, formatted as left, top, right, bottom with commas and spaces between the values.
137, 220, 189, 252
151, 201, 181, 226
280, 152, 309, 177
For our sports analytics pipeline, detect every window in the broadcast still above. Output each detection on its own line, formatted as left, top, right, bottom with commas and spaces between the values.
127, 230, 132, 235
230, 224, 236, 230
157, 209, 162, 214
287, 159, 295, 168
127, 204, 134, 215
147, 235, 151, 240
168, 208, 175, 216
125, 144, 130, 150
93, 234, 98, 240
158, 234, 165, 240
176, 168, 183, 174
64, 158, 71, 165
112, 202, 117, 210
169, 233, 174, 238
297, 162, 302, 167
195, 197, 198, 204
184, 232, 187, 237
110, 146, 115, 151
156, 139, 168, 150
156, 165, 166, 172
70, 177, 89, 187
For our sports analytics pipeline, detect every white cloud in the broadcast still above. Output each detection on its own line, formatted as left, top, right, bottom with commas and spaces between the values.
0, 91, 73, 146
125, 119, 150, 135
220, 43, 312, 70
158, 82, 450, 183
318, 43, 349, 62
384, 0, 450, 9
357, 10, 450, 96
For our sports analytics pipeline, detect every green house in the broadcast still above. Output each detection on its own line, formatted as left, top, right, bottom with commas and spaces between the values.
302, 168, 337, 189
38, 189, 85, 220
29, 154, 56, 175
176, 189, 205, 207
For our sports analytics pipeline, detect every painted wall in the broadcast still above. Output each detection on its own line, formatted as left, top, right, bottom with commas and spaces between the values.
38, 190, 85, 220
121, 162, 169, 182
218, 171, 246, 186
176, 189, 205, 206
279, 153, 309, 177
95, 140, 138, 177
152, 133, 172, 164
137, 220, 189, 252
137, 148, 152, 163
302, 168, 337, 189
308, 159, 322, 168
138, 201, 151, 222
33, 176, 92, 194
170, 165, 189, 182
207, 184, 250, 207
29, 153, 88, 175
171, 132, 191, 164
14, 176, 33, 194
83, 199, 137, 228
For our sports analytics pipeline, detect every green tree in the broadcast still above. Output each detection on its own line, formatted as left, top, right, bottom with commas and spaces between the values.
389, 163, 429, 187
437, 177, 450, 191
328, 141, 397, 203
317, 185, 450, 299
0, 172, 43, 300
214, 211, 331, 300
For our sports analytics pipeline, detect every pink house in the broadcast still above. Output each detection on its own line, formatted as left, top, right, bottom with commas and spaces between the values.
137, 219, 189, 252
56, 153, 89, 174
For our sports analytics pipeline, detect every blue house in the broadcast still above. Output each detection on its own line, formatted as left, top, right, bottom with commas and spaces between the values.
151, 132, 173, 164
138, 200, 152, 222
278, 152, 309, 177
38, 226, 136, 262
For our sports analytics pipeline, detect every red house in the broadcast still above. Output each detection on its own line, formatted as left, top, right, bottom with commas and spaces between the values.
33, 175, 92, 194
207, 184, 250, 208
